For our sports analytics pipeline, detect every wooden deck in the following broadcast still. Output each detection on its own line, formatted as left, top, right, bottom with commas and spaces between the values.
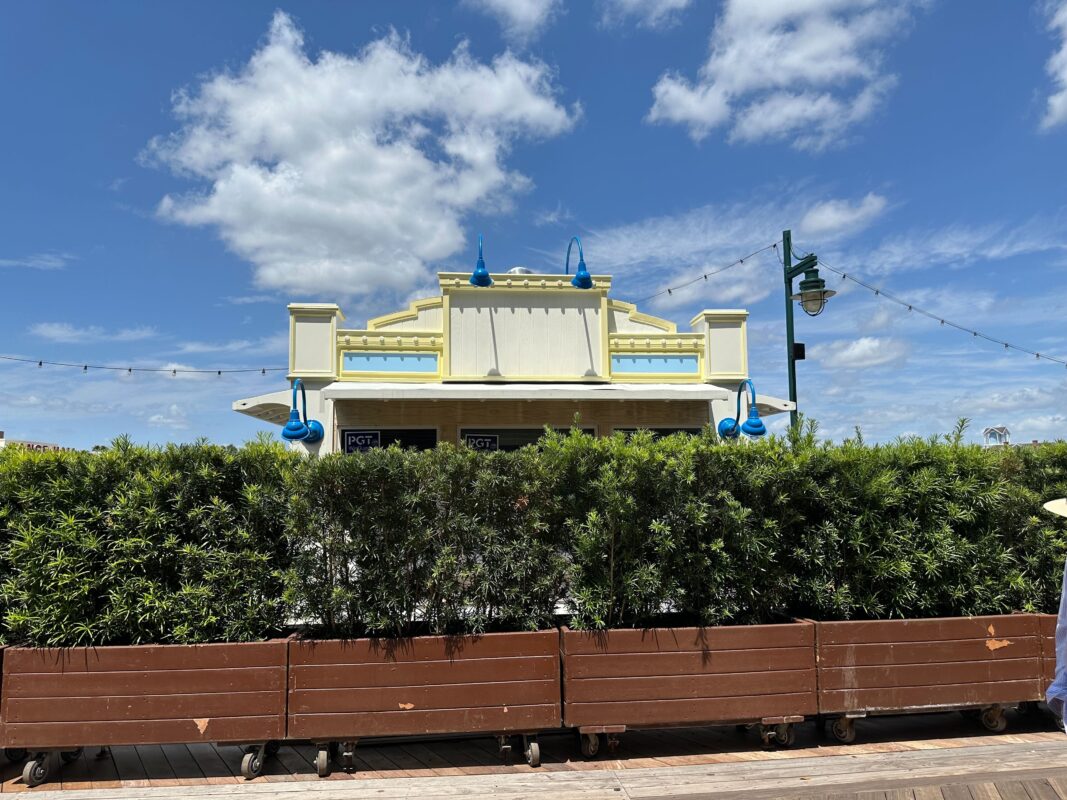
8, 710, 1067, 798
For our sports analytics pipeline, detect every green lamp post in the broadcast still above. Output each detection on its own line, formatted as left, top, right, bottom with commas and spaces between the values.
782, 229, 835, 428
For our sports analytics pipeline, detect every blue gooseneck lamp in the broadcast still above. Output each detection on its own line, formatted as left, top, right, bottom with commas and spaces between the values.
565, 236, 593, 289
717, 379, 767, 440
281, 378, 324, 444
469, 234, 492, 287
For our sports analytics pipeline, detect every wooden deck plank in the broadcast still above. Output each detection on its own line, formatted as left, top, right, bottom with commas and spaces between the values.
134, 745, 178, 787
184, 743, 239, 785
995, 783, 1035, 800
941, 785, 972, 800
1022, 779, 1060, 800
970, 784, 1004, 800
159, 744, 204, 785
108, 746, 149, 788
1047, 777, 1067, 799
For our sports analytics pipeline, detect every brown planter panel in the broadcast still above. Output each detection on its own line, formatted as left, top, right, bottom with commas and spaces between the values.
815, 615, 1044, 715
561, 623, 817, 729
0, 641, 287, 749
1038, 613, 1056, 693
288, 630, 561, 740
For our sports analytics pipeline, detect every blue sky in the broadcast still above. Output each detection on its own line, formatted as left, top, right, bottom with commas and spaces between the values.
2, 0, 1067, 448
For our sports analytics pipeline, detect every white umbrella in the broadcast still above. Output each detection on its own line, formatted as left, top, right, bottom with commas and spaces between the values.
1045, 499, 1067, 518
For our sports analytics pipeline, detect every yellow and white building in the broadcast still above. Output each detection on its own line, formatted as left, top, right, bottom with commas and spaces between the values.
234, 270, 792, 453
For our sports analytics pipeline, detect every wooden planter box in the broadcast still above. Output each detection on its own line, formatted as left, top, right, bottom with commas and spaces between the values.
1038, 613, 1057, 703
814, 615, 1045, 742
0, 640, 287, 784
287, 630, 561, 774
560, 622, 817, 753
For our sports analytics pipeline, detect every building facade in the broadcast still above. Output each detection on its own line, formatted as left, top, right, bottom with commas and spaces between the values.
234, 270, 792, 453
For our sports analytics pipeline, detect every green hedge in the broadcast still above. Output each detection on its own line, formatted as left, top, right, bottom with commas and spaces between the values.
286, 444, 568, 638
1, 427, 1065, 646
0, 436, 298, 646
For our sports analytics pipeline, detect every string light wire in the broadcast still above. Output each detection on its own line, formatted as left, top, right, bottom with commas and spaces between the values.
635, 241, 781, 304
0, 354, 285, 375
802, 252, 1067, 369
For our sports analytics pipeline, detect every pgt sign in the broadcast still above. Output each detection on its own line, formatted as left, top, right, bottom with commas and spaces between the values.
464, 434, 499, 451
343, 430, 381, 453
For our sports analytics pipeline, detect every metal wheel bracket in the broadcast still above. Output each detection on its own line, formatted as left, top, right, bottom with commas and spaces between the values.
340, 740, 358, 771
496, 735, 513, 764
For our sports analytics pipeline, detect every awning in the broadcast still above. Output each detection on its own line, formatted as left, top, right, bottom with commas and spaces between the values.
232, 389, 293, 425
234, 382, 794, 426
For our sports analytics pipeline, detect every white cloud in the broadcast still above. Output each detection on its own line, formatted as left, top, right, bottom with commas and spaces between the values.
811, 336, 909, 369
147, 12, 578, 300
148, 404, 189, 430
954, 386, 1058, 416
647, 1, 921, 151
176, 333, 287, 355
856, 218, 1067, 274
0, 252, 76, 270
465, 0, 561, 41
223, 294, 277, 305
30, 323, 157, 343
533, 201, 572, 227
583, 191, 885, 309
1012, 414, 1067, 439
1041, 1, 1067, 130
600, 0, 692, 30
798, 192, 888, 239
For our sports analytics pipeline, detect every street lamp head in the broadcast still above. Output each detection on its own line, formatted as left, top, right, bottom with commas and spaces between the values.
790, 267, 836, 317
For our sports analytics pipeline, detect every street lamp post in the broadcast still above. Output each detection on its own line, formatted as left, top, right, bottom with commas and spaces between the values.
782, 229, 835, 429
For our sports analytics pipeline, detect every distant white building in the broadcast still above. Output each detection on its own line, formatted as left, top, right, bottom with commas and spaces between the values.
983, 426, 1012, 447
0, 431, 69, 451
235, 266, 794, 454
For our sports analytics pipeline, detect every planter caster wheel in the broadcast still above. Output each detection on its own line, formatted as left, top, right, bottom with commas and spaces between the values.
61, 748, 83, 764
830, 718, 856, 744
23, 754, 51, 788
241, 749, 264, 780
981, 707, 1007, 733
316, 746, 332, 778
4, 748, 27, 763
264, 740, 280, 758
774, 723, 796, 747
580, 732, 602, 759
523, 737, 540, 768
758, 725, 774, 747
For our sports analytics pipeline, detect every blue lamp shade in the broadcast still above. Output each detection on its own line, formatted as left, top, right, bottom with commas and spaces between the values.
718, 378, 766, 440
470, 234, 492, 287
281, 409, 310, 441
571, 255, 593, 289
566, 236, 594, 289
281, 379, 324, 444
717, 418, 740, 439
740, 405, 766, 437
